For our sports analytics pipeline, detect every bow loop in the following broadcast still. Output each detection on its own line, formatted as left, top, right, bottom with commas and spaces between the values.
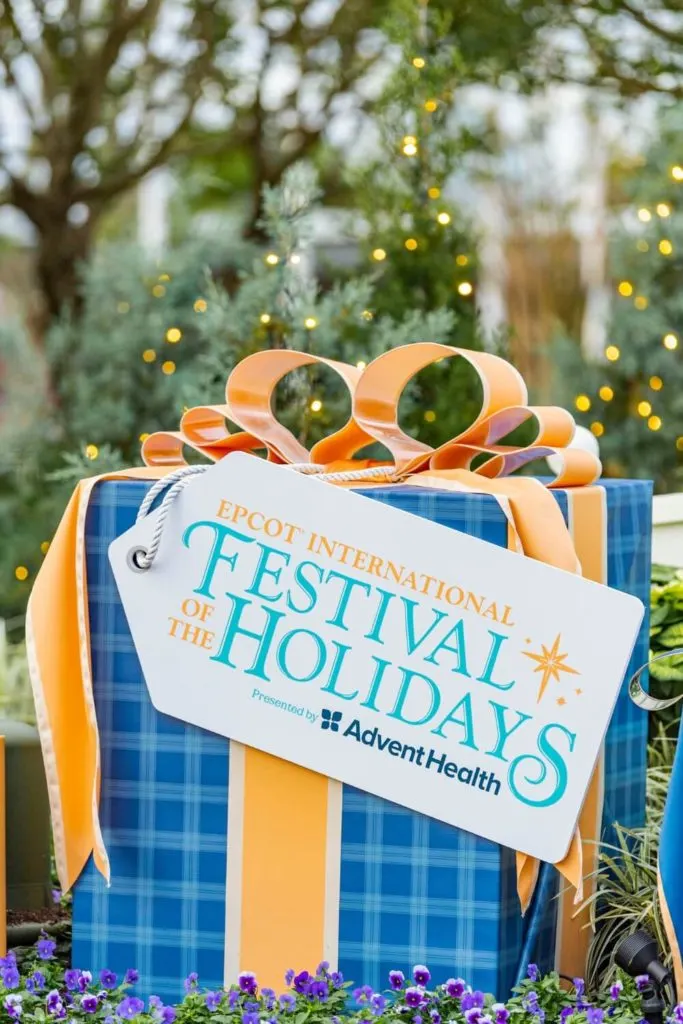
140, 342, 602, 487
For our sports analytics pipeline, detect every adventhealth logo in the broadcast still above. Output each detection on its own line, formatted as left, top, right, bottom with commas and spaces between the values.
320, 711, 501, 796
321, 709, 343, 732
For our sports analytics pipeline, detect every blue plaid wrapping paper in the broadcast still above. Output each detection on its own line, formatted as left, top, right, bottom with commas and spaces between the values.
72, 478, 652, 1004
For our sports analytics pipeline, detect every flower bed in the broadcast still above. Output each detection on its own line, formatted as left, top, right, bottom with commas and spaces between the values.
0, 939, 670, 1024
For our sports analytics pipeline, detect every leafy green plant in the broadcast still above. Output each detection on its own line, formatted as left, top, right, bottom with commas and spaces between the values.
649, 564, 683, 730
0, 622, 35, 724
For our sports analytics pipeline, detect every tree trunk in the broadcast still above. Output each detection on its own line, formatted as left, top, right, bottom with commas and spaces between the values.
34, 217, 96, 335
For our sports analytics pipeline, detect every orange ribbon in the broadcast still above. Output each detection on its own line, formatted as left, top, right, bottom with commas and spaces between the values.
29, 343, 605, 986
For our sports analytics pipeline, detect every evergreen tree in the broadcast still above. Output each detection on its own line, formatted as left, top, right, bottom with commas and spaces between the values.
348, 0, 494, 447
0, 163, 454, 621
556, 109, 683, 492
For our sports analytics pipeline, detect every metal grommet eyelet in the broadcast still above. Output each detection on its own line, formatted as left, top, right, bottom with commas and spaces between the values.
127, 546, 150, 573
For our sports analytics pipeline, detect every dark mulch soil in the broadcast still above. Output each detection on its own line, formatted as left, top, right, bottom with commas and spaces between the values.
7, 906, 70, 926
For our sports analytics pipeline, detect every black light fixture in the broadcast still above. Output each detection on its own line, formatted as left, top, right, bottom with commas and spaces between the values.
615, 929, 674, 1024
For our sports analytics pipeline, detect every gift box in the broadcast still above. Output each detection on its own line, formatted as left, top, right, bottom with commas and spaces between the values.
70, 474, 652, 1004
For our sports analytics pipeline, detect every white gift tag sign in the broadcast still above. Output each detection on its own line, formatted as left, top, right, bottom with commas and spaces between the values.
109, 454, 643, 863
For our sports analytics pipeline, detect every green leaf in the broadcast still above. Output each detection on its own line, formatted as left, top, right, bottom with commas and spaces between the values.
652, 564, 678, 584
650, 603, 670, 627
655, 622, 683, 648
295, 1012, 309, 1024
650, 657, 683, 682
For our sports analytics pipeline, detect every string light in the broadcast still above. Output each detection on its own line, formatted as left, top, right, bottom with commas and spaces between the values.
664, 333, 679, 350
672, 166, 683, 181
634, 296, 649, 310
139, 433, 150, 442
648, 415, 662, 431
159, 273, 171, 282
657, 203, 671, 217
14, 566, 28, 582
260, 313, 272, 324
405, 238, 418, 250
372, 248, 387, 262
304, 317, 318, 329
659, 239, 673, 255
637, 401, 652, 417
85, 444, 99, 459
637, 240, 649, 252
40, 541, 50, 555
458, 282, 473, 296
424, 99, 438, 112
162, 361, 176, 375
166, 328, 182, 343
437, 212, 451, 225
575, 395, 591, 412
265, 253, 279, 265
194, 298, 207, 313
290, 254, 301, 265
152, 284, 166, 298
117, 302, 130, 314
402, 141, 418, 157
617, 281, 633, 297
310, 399, 323, 412
424, 410, 436, 422
412, 57, 425, 68
428, 187, 441, 199
677, 437, 683, 451
456, 255, 469, 266
590, 422, 605, 437
637, 208, 651, 222
605, 345, 620, 361
650, 376, 663, 391
142, 349, 156, 362
361, 310, 373, 321
356, 361, 367, 370
599, 386, 614, 401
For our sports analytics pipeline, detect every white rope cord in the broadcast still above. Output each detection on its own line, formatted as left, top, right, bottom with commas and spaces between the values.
129, 462, 399, 572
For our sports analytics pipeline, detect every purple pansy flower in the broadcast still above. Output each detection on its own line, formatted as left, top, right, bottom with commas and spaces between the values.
636, 976, 650, 992
78, 972, 93, 993
37, 936, 56, 961
372, 994, 388, 1015
445, 979, 466, 999
492, 1004, 509, 1024
464, 1010, 482, 1024
32, 972, 46, 992
429, 1011, 440, 1024
82, 996, 99, 1014
100, 970, 118, 990
149, 998, 163, 1011
284, 970, 295, 987
161, 1008, 176, 1024
674, 1007, 683, 1024
5, 995, 22, 1019
2, 966, 20, 990
389, 971, 405, 991
239, 972, 258, 995
610, 981, 623, 1001
573, 979, 585, 998
294, 972, 312, 995
354, 986, 374, 1003
105, 1017, 115, 1024
64, 970, 81, 992
125, 970, 139, 986
184, 973, 198, 993
309, 981, 327, 1002
413, 1016, 423, 1024
462, 992, 485, 1011
205, 992, 222, 1012
262, 989, 276, 1011
241, 1013, 259, 1024
279, 995, 296, 1012
46, 991, 64, 1016
560, 1008, 574, 1024
587, 1010, 604, 1024
527, 965, 540, 982
244, 1002, 260, 1013
52, 889, 62, 904
406, 989, 424, 1009
116, 996, 145, 1019
316, 962, 330, 976
413, 966, 431, 987
228, 991, 240, 1010
331, 972, 344, 989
